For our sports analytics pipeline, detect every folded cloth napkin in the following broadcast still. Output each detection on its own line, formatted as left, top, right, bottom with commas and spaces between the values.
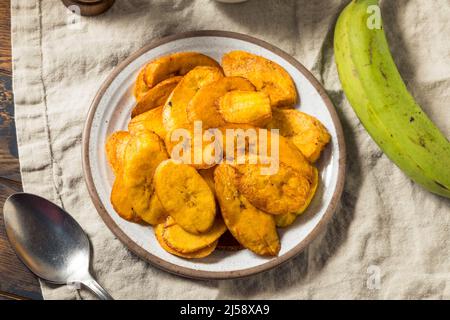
11, 0, 450, 299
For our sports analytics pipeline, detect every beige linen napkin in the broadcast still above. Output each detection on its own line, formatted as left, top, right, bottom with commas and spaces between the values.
11, 0, 450, 300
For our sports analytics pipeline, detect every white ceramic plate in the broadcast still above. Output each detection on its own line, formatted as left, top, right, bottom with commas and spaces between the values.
82, 31, 346, 279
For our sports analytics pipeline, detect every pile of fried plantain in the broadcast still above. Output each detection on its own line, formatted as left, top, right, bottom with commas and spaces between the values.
106, 51, 331, 259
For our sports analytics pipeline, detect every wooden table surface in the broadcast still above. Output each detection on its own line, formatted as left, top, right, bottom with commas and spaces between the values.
0, 0, 43, 300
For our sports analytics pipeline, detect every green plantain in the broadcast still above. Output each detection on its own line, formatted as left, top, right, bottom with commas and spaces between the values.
334, 0, 450, 198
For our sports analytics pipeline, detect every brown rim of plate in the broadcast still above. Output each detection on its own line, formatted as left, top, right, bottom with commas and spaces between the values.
82, 30, 347, 280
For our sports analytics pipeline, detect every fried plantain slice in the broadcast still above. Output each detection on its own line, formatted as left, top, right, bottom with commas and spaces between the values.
162, 216, 226, 253
198, 166, 223, 222
131, 76, 182, 118
274, 212, 297, 228
111, 131, 169, 224
218, 123, 255, 162
296, 166, 319, 214
154, 159, 216, 234
214, 164, 280, 256
155, 223, 217, 259
198, 166, 217, 197
218, 124, 313, 176
272, 133, 315, 175
162, 66, 223, 132
267, 109, 331, 162
187, 76, 255, 128
128, 105, 166, 139
144, 52, 221, 89
142, 186, 168, 225
165, 125, 222, 169
217, 124, 303, 167
105, 131, 131, 175
133, 67, 150, 101
218, 90, 272, 127
111, 176, 142, 223
111, 173, 167, 225
232, 160, 315, 215
222, 51, 297, 108
274, 166, 319, 227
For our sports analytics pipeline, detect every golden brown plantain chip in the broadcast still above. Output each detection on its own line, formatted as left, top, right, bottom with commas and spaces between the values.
162, 66, 223, 132
233, 160, 314, 215
131, 76, 182, 118
122, 131, 168, 186
154, 159, 216, 234
296, 166, 319, 214
164, 125, 222, 170
155, 223, 217, 259
111, 176, 142, 223
105, 131, 131, 175
142, 187, 168, 225
274, 212, 297, 228
111, 131, 169, 224
222, 51, 297, 108
218, 90, 272, 127
128, 105, 166, 139
187, 76, 255, 128
218, 123, 256, 162
198, 166, 217, 197
274, 166, 319, 227
214, 164, 280, 256
144, 52, 221, 89
162, 216, 226, 253
133, 67, 150, 101
267, 109, 331, 162
113, 179, 167, 225
271, 133, 315, 175
218, 125, 312, 175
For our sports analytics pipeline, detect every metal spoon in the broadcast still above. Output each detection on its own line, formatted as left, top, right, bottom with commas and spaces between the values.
3, 193, 113, 300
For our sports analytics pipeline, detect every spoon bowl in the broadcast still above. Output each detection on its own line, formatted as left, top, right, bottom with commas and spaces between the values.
3, 193, 113, 299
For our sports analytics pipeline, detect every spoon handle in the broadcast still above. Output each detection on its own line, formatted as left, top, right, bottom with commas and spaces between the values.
80, 273, 114, 300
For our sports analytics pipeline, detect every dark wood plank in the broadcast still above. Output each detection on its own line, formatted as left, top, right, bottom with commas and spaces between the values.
0, 74, 20, 181
0, 0, 12, 77
0, 0, 43, 300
